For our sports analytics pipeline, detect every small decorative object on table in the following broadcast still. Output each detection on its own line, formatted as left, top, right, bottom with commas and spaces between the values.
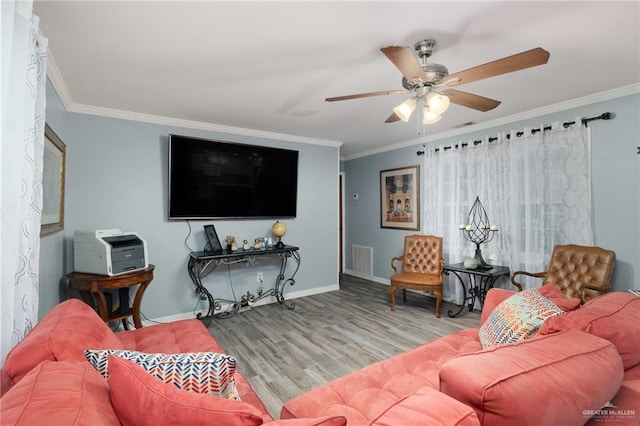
225, 236, 235, 249
225, 236, 238, 252
460, 196, 499, 270
272, 220, 287, 249
253, 239, 261, 250
463, 258, 478, 269
242, 239, 250, 250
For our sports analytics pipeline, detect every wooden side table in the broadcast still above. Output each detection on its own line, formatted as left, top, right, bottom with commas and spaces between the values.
66, 265, 155, 329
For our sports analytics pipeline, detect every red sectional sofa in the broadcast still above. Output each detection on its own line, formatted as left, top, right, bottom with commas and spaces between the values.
282, 290, 640, 426
1, 290, 638, 425
0, 299, 345, 426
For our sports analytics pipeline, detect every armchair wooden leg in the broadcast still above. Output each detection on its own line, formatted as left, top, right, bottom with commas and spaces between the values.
389, 285, 396, 311
434, 290, 442, 318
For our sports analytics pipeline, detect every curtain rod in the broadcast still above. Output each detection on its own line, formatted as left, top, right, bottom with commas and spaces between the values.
416, 112, 613, 156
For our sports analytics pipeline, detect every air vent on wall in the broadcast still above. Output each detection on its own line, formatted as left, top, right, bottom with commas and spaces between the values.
454, 121, 476, 128
352, 245, 373, 277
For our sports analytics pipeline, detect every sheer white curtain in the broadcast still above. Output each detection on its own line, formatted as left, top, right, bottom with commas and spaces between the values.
1, 1, 48, 364
424, 120, 592, 303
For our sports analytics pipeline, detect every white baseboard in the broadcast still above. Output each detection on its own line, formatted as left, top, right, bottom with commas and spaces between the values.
144, 283, 340, 325
343, 269, 390, 285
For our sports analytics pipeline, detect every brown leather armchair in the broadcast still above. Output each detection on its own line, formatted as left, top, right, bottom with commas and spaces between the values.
510, 244, 616, 303
390, 234, 444, 317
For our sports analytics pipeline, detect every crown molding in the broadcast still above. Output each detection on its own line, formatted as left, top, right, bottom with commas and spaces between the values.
45, 50, 74, 110
47, 51, 635, 158
342, 83, 640, 161
66, 102, 343, 148
46, 61, 342, 149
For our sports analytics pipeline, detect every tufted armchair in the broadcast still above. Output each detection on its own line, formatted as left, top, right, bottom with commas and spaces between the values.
390, 234, 444, 317
510, 244, 616, 303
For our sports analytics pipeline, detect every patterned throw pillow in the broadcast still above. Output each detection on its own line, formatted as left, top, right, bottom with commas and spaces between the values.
479, 288, 565, 349
84, 349, 240, 400
107, 355, 263, 426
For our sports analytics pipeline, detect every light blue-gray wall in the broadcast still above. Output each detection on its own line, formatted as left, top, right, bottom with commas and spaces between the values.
39, 83, 639, 320
343, 93, 640, 292
40, 80, 340, 320
38, 81, 71, 319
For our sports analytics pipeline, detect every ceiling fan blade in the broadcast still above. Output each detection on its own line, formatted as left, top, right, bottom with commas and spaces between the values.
443, 47, 550, 87
385, 112, 401, 123
325, 89, 407, 102
380, 46, 427, 84
442, 89, 501, 112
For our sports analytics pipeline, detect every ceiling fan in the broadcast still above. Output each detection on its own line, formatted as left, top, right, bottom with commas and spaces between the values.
326, 39, 550, 125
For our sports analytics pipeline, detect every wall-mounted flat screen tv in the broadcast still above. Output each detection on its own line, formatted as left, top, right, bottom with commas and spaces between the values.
168, 134, 298, 220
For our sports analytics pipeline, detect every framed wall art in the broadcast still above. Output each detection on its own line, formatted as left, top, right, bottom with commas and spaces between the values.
380, 165, 420, 230
41, 123, 66, 236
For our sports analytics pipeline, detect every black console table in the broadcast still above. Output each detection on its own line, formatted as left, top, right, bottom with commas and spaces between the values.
444, 263, 510, 318
188, 245, 300, 325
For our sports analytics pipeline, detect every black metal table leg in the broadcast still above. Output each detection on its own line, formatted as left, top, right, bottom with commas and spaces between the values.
444, 263, 511, 318
446, 270, 468, 318
187, 246, 300, 323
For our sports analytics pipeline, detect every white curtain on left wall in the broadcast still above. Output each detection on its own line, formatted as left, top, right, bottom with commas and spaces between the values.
1, 0, 48, 364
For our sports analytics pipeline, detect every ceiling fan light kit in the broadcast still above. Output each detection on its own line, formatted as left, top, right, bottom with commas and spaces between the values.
425, 91, 450, 115
392, 90, 449, 125
326, 38, 550, 125
422, 107, 442, 125
393, 97, 417, 122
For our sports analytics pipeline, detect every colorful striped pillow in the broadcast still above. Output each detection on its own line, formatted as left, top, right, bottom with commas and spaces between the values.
479, 288, 565, 349
84, 349, 240, 400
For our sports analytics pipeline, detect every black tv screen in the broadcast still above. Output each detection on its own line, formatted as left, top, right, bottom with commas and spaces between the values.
168, 134, 298, 220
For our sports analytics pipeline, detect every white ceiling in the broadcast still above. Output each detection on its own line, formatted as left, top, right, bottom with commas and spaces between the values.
34, 1, 640, 158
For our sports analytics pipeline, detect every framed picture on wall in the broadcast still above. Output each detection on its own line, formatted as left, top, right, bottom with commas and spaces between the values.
41, 123, 66, 236
380, 165, 420, 230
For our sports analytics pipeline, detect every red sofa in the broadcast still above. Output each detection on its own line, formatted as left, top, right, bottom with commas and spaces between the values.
0, 299, 345, 426
282, 289, 640, 426
1, 290, 638, 425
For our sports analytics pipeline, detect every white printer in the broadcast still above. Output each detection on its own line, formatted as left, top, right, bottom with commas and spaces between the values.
74, 229, 148, 276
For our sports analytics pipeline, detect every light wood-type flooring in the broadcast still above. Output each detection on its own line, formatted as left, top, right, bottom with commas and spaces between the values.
208, 273, 481, 418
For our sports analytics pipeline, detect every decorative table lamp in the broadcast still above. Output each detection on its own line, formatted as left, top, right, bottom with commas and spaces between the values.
460, 196, 499, 269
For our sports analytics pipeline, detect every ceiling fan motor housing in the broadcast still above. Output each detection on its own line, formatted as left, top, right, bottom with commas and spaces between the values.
422, 63, 449, 83
402, 63, 449, 90
407, 39, 449, 87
